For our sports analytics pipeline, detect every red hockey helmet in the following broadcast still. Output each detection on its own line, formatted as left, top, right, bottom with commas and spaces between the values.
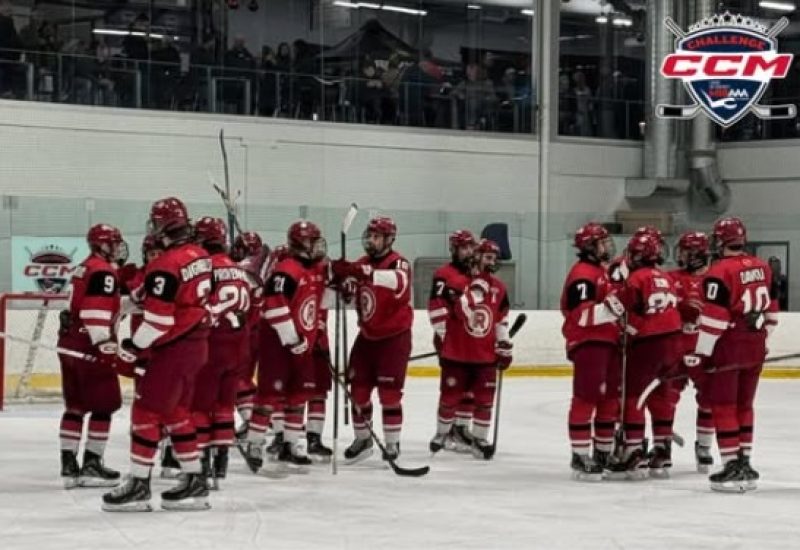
626, 233, 662, 266
363, 216, 397, 257
573, 222, 608, 250
87, 223, 124, 263
449, 229, 478, 266
712, 217, 747, 249
141, 234, 162, 264
194, 216, 228, 248
476, 239, 501, 273
288, 220, 326, 260
232, 231, 263, 260
148, 197, 190, 245
675, 231, 710, 271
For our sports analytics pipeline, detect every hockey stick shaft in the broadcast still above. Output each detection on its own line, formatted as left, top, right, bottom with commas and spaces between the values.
341, 204, 358, 428
0, 330, 96, 361
325, 358, 429, 477
218, 129, 237, 248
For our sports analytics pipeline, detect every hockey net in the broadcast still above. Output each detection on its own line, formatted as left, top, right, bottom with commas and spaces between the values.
0, 293, 70, 408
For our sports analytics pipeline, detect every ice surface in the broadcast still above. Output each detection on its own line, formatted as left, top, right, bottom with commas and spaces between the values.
1, 378, 799, 550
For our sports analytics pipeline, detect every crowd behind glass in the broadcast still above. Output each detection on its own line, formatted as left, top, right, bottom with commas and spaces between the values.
0, 0, 798, 140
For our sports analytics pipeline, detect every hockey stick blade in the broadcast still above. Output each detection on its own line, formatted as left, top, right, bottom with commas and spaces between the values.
388, 461, 430, 477
341, 203, 359, 235
750, 103, 797, 120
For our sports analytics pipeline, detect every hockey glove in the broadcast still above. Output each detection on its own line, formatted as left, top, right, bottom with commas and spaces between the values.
603, 293, 626, 318
95, 340, 118, 370
116, 338, 143, 378
332, 260, 373, 282
495, 340, 513, 370
288, 335, 309, 355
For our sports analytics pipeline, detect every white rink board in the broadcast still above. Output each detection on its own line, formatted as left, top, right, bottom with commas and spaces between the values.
4, 309, 800, 376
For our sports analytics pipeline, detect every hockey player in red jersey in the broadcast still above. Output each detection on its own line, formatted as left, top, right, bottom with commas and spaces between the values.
191, 217, 252, 482
690, 218, 777, 492
330, 216, 413, 463
306, 300, 334, 462
428, 231, 511, 459
561, 223, 621, 480
668, 231, 715, 472
58, 224, 125, 488
102, 197, 213, 512
606, 232, 683, 480
230, 231, 267, 433
241, 221, 327, 473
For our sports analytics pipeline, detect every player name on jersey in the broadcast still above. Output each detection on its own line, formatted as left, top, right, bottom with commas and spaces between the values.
181, 258, 213, 282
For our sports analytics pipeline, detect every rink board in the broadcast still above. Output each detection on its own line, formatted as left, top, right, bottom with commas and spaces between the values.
4, 309, 800, 398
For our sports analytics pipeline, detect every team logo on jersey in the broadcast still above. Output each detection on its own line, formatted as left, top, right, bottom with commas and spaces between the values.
658, 12, 795, 127
358, 287, 377, 322
298, 295, 318, 332
464, 304, 493, 338
24, 245, 78, 293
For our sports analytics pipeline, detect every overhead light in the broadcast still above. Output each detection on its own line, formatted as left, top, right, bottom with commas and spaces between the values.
759, 1, 796, 11
92, 28, 173, 40
467, 4, 482, 9
381, 4, 427, 15
612, 15, 633, 27
595, 15, 608, 23
92, 28, 129, 36
520, 8, 534, 16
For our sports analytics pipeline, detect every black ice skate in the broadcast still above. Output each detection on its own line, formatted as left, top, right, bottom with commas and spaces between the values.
709, 459, 746, 493
695, 442, 714, 474
738, 453, 759, 492
79, 450, 120, 487
429, 433, 447, 454
266, 432, 284, 460
592, 448, 612, 470
471, 438, 494, 461
160, 444, 181, 479
571, 453, 604, 482
648, 442, 673, 480
161, 473, 211, 511
101, 476, 153, 512
606, 448, 649, 481
307, 432, 333, 463
212, 446, 229, 480
278, 441, 312, 474
242, 441, 264, 473
382, 442, 400, 462
450, 425, 475, 453
344, 437, 374, 464
61, 450, 80, 489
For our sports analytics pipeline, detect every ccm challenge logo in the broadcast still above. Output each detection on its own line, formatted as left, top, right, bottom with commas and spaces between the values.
24, 244, 78, 293
658, 12, 795, 127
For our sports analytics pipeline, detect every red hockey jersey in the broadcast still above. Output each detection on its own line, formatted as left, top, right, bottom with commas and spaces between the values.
262, 256, 326, 350
620, 266, 682, 339
353, 250, 413, 340
695, 255, 778, 356
456, 272, 510, 364
131, 243, 212, 349
560, 259, 620, 352
208, 252, 251, 333
67, 253, 120, 345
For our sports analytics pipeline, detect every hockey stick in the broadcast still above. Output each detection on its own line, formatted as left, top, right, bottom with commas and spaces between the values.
0, 330, 96, 361
341, 203, 358, 428
325, 358, 429, 477
656, 103, 701, 119
218, 128, 237, 248
209, 173, 245, 235
333, 203, 359, 475
482, 313, 527, 460
749, 103, 797, 120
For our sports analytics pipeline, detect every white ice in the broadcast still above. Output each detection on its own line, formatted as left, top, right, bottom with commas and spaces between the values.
1, 378, 799, 550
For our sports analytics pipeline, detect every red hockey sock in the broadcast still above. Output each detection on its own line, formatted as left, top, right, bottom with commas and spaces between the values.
236, 387, 256, 422
284, 404, 305, 445
210, 406, 235, 447
247, 405, 272, 444
568, 396, 595, 455
647, 393, 676, 447
473, 404, 492, 441
85, 413, 111, 456
352, 401, 373, 440
696, 407, 715, 447
59, 410, 84, 454
192, 411, 211, 450
382, 405, 402, 445
130, 405, 160, 479
165, 407, 200, 474
712, 404, 740, 463
594, 396, 619, 453
622, 397, 646, 452
455, 394, 475, 427
738, 407, 754, 457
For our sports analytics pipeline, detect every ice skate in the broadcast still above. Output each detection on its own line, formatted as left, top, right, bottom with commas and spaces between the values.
60, 450, 80, 489
450, 425, 475, 453
307, 432, 333, 464
242, 441, 264, 474
344, 437, 374, 465
277, 441, 311, 474
265, 432, 284, 461
429, 433, 448, 454
648, 442, 672, 480
212, 446, 229, 480
738, 453, 759, 492
101, 476, 152, 512
606, 448, 648, 481
160, 444, 181, 479
695, 442, 714, 474
382, 442, 400, 462
79, 450, 120, 487
161, 473, 211, 511
571, 453, 603, 482
471, 438, 494, 460
709, 459, 747, 493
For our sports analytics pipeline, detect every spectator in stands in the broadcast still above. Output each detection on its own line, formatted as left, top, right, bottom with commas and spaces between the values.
558, 72, 573, 134
572, 70, 594, 136
452, 61, 496, 130
222, 36, 255, 114
274, 41, 292, 115
18, 7, 41, 51
357, 56, 383, 122
398, 51, 440, 127
259, 46, 278, 116
150, 37, 181, 109
769, 256, 789, 311
380, 52, 402, 124
122, 14, 150, 62
275, 41, 291, 71
0, 0, 23, 98
419, 48, 443, 81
